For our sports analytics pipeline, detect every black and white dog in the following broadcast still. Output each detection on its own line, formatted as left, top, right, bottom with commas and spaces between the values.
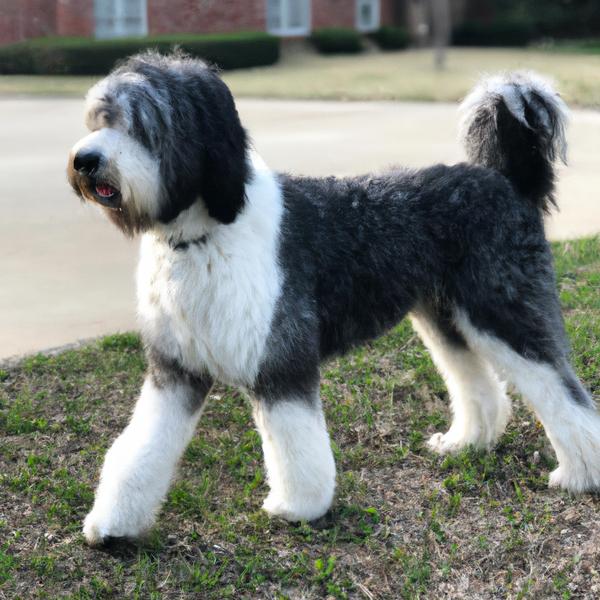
68, 52, 598, 545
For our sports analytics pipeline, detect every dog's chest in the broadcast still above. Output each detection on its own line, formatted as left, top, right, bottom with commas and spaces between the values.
137, 235, 281, 386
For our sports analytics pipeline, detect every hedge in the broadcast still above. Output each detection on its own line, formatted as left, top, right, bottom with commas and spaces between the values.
370, 26, 410, 50
468, 0, 600, 39
535, 13, 600, 39
452, 19, 536, 47
310, 28, 363, 54
0, 32, 280, 75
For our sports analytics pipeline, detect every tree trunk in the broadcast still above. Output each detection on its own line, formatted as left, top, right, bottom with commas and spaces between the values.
431, 0, 451, 70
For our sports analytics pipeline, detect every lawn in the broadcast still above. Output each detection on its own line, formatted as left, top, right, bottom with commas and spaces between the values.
0, 236, 599, 599
224, 47, 600, 107
1, 47, 600, 107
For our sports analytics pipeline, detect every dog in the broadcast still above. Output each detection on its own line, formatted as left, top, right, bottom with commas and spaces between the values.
67, 52, 599, 545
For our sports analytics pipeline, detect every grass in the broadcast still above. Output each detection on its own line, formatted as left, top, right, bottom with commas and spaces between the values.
546, 39, 600, 55
223, 47, 600, 107
0, 237, 599, 598
1, 47, 600, 107
0, 75, 98, 96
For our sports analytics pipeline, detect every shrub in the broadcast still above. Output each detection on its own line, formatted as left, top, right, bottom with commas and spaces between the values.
478, 0, 600, 39
0, 32, 280, 75
0, 42, 37, 73
310, 28, 363, 54
536, 13, 600, 39
370, 26, 410, 50
452, 19, 536, 47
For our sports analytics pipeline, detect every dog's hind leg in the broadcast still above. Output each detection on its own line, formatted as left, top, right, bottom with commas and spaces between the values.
455, 308, 600, 493
410, 308, 512, 453
83, 354, 212, 545
252, 391, 336, 522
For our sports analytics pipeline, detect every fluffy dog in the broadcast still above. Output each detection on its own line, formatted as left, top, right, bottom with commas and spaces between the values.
68, 52, 599, 545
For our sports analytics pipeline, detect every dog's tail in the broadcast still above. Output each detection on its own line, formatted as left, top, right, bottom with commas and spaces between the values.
459, 71, 568, 212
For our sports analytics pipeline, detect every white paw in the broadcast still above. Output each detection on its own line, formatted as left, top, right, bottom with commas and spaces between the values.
548, 465, 600, 494
549, 466, 579, 492
82, 506, 153, 545
83, 511, 113, 546
262, 491, 332, 522
427, 429, 493, 454
427, 431, 466, 454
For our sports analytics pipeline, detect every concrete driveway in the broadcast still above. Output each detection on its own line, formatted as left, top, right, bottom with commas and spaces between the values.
1, 97, 599, 360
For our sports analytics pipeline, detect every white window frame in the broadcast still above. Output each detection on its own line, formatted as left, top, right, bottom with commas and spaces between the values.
355, 0, 380, 33
95, 0, 148, 40
266, 0, 311, 37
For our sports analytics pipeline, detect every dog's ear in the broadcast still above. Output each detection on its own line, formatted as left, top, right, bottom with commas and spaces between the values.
200, 124, 249, 224
156, 65, 250, 226
196, 73, 249, 225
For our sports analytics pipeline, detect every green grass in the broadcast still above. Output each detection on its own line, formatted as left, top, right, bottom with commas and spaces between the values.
0, 237, 599, 598
1, 47, 600, 107
545, 38, 600, 55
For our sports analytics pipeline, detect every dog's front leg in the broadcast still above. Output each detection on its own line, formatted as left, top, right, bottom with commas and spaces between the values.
83, 360, 212, 545
252, 394, 336, 522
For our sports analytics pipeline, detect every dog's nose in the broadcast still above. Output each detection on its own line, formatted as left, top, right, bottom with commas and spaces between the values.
74, 150, 102, 176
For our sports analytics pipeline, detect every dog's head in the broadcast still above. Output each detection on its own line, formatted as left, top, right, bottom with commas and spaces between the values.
67, 51, 249, 236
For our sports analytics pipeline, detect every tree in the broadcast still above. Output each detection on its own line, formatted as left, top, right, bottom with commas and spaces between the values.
430, 0, 451, 70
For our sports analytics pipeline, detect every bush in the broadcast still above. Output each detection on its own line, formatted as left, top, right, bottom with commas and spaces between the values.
370, 26, 410, 50
477, 0, 600, 39
310, 28, 363, 54
0, 32, 280, 75
0, 42, 37, 73
536, 13, 600, 39
452, 19, 536, 47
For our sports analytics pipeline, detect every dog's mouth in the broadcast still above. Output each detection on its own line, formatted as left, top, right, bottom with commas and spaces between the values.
91, 181, 121, 209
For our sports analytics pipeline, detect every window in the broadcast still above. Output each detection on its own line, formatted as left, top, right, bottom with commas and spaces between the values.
356, 0, 380, 32
267, 0, 310, 36
95, 0, 148, 39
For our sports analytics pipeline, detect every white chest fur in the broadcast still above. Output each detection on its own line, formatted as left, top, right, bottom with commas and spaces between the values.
136, 156, 283, 387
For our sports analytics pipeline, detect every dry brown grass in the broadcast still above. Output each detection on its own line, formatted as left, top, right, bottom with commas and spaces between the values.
223, 47, 600, 107
0, 75, 97, 97
1, 48, 600, 107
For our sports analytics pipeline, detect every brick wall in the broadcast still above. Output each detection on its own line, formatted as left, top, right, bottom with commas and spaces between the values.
0, 0, 56, 45
0, 0, 266, 45
312, 0, 355, 29
312, 0, 401, 31
23, 0, 57, 38
148, 0, 265, 35
56, 0, 94, 37
0, 0, 407, 47
380, 0, 400, 26
0, 0, 24, 45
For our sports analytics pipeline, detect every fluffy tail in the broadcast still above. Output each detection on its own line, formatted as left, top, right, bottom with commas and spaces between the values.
459, 71, 569, 212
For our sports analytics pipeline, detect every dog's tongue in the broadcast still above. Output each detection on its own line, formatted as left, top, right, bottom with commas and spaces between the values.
96, 184, 116, 198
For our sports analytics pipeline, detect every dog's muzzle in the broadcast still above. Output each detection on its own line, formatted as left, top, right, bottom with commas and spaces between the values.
71, 150, 121, 209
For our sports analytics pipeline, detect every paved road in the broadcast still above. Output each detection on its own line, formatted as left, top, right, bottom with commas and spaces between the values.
1, 97, 599, 359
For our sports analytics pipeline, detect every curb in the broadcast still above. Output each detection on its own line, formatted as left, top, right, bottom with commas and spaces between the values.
0, 337, 103, 370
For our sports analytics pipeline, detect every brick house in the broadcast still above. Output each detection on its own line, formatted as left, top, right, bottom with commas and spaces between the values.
0, 0, 406, 46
